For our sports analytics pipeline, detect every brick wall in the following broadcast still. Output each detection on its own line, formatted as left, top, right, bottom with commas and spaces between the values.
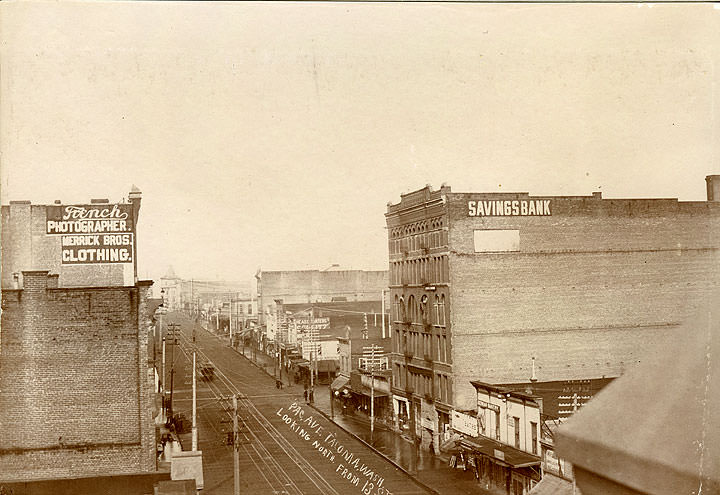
260, 270, 389, 315
1, 204, 129, 289
446, 194, 720, 410
0, 271, 155, 481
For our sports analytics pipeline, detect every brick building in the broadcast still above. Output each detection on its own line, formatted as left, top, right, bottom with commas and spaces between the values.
0, 189, 160, 486
386, 177, 720, 451
0, 271, 157, 481
255, 266, 389, 327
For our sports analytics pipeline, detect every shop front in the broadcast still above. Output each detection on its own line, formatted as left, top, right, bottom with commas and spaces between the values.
330, 375, 352, 414
350, 386, 391, 424
458, 437, 541, 495
393, 395, 410, 433
420, 399, 439, 451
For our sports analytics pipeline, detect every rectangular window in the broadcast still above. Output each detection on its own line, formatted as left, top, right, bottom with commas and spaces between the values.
495, 411, 501, 440
531, 422, 538, 455
514, 417, 520, 448
473, 229, 520, 252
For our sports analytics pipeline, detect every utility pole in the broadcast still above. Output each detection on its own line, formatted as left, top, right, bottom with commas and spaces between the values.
233, 395, 240, 495
167, 323, 180, 422
381, 288, 387, 338
309, 328, 314, 403
312, 325, 318, 402
230, 294, 234, 347
192, 349, 198, 450
370, 344, 375, 444
162, 335, 166, 422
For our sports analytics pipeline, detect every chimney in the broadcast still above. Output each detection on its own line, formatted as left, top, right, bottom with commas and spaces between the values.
705, 175, 720, 201
21, 270, 50, 293
128, 185, 142, 284
12, 272, 20, 289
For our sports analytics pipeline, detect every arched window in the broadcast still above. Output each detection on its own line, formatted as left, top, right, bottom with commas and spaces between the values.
408, 295, 416, 323
434, 295, 440, 325
394, 295, 400, 321
399, 297, 406, 322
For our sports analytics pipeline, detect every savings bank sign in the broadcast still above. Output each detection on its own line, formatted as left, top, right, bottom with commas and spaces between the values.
46, 204, 134, 265
468, 199, 551, 217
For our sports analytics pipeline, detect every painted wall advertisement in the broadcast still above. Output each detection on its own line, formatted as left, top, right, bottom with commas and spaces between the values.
295, 317, 330, 332
46, 204, 134, 265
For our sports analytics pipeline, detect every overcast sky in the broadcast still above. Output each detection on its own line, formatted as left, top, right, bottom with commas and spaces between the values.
1, 2, 718, 283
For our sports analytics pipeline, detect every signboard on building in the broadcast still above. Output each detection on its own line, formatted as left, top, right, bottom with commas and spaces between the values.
46, 204, 134, 265
294, 317, 330, 332
451, 410, 479, 437
542, 447, 573, 479
478, 399, 500, 413
467, 199, 552, 217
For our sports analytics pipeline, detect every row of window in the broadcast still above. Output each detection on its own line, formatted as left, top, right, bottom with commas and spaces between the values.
389, 217, 444, 239
395, 328, 449, 363
389, 230, 448, 255
393, 293, 447, 326
390, 256, 449, 286
479, 411, 539, 455
393, 364, 452, 404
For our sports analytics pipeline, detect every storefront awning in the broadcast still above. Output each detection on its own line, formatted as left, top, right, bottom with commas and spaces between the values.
331, 375, 350, 391
460, 437, 541, 469
351, 385, 390, 398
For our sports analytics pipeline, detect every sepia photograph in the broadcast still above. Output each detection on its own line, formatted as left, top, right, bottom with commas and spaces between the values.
0, 2, 718, 494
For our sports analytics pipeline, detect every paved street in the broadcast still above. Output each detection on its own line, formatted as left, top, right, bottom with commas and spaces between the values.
166, 313, 441, 495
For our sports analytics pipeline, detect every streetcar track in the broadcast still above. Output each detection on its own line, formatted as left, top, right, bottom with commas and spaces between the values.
176, 340, 300, 495
190, 342, 332, 495
176, 326, 340, 495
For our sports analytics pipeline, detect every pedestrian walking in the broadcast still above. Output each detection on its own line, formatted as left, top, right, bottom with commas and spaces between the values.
303, 389, 308, 402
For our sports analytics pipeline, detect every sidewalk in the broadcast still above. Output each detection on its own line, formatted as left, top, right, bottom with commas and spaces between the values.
196, 320, 495, 495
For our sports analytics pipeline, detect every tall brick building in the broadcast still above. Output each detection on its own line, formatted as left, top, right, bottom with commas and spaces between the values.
386, 177, 720, 451
0, 189, 159, 485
